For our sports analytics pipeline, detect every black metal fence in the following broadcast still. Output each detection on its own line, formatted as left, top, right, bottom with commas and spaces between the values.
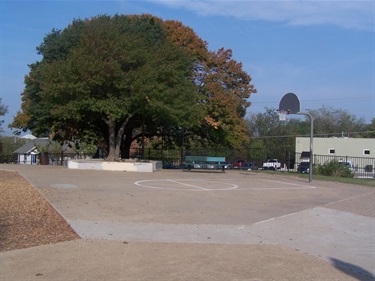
1, 148, 374, 178
1, 147, 273, 167
295, 152, 375, 178
0, 153, 96, 166
132, 147, 267, 168
134, 148, 375, 176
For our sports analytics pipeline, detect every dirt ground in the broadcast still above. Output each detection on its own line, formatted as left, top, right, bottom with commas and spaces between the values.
0, 170, 80, 252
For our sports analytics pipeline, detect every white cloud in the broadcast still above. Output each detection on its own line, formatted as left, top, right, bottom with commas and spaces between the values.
150, 0, 374, 30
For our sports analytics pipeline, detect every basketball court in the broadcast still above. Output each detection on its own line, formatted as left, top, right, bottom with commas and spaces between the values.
1, 164, 374, 280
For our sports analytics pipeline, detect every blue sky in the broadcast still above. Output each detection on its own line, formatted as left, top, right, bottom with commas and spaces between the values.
0, 0, 374, 136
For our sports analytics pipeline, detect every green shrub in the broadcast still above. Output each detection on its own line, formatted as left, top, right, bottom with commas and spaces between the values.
314, 160, 354, 178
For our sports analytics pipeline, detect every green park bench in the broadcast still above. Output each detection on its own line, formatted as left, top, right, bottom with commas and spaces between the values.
182, 156, 227, 173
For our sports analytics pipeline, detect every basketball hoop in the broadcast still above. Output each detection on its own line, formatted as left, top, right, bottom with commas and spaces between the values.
277, 110, 288, 121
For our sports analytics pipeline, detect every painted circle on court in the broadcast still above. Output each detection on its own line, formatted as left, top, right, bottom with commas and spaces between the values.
134, 179, 238, 191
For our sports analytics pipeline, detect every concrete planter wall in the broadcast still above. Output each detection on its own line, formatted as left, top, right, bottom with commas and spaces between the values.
65, 159, 162, 172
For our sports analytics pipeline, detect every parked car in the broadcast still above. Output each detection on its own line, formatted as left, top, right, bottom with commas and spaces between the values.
339, 160, 355, 173
232, 160, 246, 169
221, 162, 232, 169
163, 163, 180, 169
239, 162, 258, 170
262, 159, 281, 170
297, 162, 310, 173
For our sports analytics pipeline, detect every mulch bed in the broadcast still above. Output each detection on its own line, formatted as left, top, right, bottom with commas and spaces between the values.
0, 170, 80, 252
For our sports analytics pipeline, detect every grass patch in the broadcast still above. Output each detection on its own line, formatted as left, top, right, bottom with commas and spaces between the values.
254, 170, 375, 187
289, 172, 375, 187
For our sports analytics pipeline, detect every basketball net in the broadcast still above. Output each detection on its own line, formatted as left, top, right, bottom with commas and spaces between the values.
277, 110, 288, 121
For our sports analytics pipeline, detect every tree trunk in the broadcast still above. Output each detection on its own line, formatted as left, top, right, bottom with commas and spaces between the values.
105, 115, 133, 161
121, 126, 134, 159
106, 121, 117, 161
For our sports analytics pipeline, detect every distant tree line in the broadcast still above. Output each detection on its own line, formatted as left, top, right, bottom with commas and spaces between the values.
246, 106, 375, 160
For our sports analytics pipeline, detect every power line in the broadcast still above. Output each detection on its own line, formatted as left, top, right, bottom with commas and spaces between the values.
252, 96, 372, 105
251, 131, 375, 139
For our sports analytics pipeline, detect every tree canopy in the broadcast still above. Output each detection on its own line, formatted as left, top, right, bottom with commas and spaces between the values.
247, 106, 369, 139
11, 14, 256, 159
365, 118, 375, 138
306, 106, 367, 137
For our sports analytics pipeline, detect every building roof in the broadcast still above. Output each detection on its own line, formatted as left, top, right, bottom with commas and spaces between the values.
13, 138, 50, 154
20, 134, 37, 139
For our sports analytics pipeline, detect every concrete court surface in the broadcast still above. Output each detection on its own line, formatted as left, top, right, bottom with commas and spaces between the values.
0, 164, 374, 281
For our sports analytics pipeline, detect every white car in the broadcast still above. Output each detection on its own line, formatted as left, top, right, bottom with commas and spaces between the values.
339, 160, 355, 172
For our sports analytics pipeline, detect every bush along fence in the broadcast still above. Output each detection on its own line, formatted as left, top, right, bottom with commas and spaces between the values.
295, 152, 375, 178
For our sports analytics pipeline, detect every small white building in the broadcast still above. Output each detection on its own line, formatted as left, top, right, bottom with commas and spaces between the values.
296, 137, 374, 158
13, 138, 50, 165
295, 137, 375, 172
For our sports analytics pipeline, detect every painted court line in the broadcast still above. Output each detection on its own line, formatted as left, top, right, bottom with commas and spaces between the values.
166, 179, 210, 190
134, 178, 314, 191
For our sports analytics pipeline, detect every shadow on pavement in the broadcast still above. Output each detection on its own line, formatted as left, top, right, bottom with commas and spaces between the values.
330, 258, 375, 281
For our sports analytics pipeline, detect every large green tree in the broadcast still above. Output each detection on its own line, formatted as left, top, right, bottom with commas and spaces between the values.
11, 14, 256, 159
12, 15, 199, 160
163, 20, 256, 148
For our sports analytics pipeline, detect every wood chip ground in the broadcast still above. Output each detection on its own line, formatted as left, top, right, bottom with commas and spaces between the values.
0, 170, 80, 252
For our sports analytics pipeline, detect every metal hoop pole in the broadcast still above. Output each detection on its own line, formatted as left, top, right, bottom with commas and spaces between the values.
297, 112, 314, 183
